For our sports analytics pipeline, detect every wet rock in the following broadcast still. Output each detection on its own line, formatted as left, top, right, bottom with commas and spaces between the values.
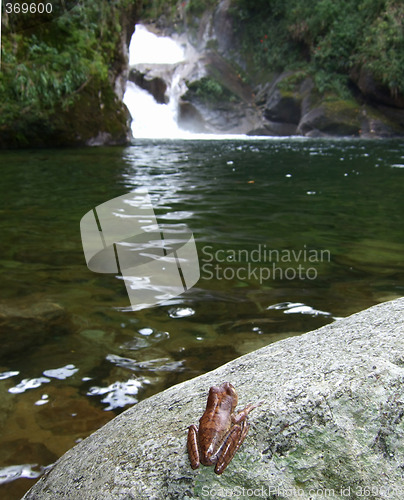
297, 101, 361, 136
375, 104, 404, 129
211, 0, 234, 56
264, 90, 301, 124
182, 91, 259, 134
0, 300, 74, 360
351, 66, 404, 109
359, 106, 404, 138
178, 102, 207, 133
23, 298, 404, 499
299, 77, 315, 116
249, 121, 297, 137
181, 51, 262, 134
128, 70, 168, 104
204, 52, 254, 104
86, 132, 115, 147
255, 72, 310, 136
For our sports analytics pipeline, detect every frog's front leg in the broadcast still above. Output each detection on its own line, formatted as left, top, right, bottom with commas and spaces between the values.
187, 424, 200, 470
232, 402, 262, 425
214, 420, 249, 475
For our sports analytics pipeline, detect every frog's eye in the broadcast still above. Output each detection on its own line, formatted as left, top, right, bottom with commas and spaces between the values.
225, 383, 236, 397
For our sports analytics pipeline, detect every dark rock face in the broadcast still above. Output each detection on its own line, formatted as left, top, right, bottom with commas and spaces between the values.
178, 102, 207, 133
264, 90, 301, 124
180, 51, 262, 134
351, 67, 404, 109
248, 121, 297, 136
252, 71, 404, 138
128, 70, 168, 104
297, 104, 360, 136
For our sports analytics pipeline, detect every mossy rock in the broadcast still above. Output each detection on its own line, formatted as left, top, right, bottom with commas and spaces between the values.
360, 105, 404, 138
0, 79, 130, 148
184, 76, 236, 105
51, 79, 131, 147
298, 99, 361, 136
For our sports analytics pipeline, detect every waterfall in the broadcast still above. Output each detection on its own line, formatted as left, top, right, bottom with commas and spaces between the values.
123, 25, 198, 139
123, 24, 262, 140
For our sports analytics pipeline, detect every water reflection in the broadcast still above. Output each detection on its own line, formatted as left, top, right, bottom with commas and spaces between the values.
87, 378, 146, 411
267, 301, 335, 318
168, 307, 196, 318
0, 464, 46, 485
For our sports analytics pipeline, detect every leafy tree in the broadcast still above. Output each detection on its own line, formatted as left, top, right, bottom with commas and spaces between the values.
232, 0, 404, 95
0, 0, 139, 144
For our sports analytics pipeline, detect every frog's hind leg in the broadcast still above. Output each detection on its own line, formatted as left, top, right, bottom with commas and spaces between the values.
187, 424, 200, 470
214, 420, 249, 475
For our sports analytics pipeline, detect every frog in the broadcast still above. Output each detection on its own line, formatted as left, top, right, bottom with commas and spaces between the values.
187, 382, 261, 474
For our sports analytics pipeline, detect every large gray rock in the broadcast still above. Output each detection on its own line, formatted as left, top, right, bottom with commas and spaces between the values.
24, 298, 404, 499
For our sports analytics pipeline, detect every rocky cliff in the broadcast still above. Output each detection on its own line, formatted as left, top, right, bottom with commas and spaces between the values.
142, 0, 404, 138
2, 0, 404, 147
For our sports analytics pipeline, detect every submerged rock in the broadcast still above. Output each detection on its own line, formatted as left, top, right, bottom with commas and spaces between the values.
23, 297, 404, 499
0, 299, 74, 360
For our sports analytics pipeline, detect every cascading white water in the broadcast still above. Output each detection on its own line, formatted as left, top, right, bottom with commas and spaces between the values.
123, 24, 262, 140
123, 25, 192, 139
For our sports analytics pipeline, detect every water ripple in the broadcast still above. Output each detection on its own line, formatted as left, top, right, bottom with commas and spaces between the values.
0, 464, 47, 484
87, 378, 147, 411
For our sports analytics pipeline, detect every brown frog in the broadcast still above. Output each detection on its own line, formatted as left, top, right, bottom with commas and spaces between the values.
187, 382, 260, 474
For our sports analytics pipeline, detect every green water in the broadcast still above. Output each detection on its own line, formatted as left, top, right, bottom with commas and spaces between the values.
0, 138, 403, 498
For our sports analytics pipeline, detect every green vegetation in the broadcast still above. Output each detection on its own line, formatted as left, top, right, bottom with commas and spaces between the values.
232, 0, 404, 95
139, 0, 404, 98
185, 0, 217, 16
1, 0, 403, 146
139, 0, 178, 21
140, 0, 216, 21
1, 0, 139, 146
185, 76, 239, 104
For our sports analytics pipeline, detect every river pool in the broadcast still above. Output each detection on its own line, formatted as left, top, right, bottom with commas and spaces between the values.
0, 138, 403, 498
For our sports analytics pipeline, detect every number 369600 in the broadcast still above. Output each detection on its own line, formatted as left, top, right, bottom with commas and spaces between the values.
5, 3, 53, 14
